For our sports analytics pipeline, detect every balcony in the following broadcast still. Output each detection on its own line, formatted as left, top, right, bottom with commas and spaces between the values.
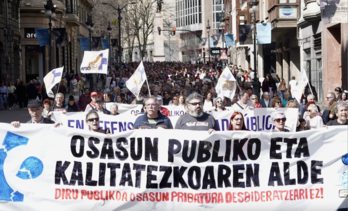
267, 0, 299, 29
66, 13, 80, 26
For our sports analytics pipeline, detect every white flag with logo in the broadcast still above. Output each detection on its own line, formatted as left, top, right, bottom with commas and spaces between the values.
126, 61, 147, 96
215, 66, 236, 99
43, 66, 64, 98
80, 49, 109, 74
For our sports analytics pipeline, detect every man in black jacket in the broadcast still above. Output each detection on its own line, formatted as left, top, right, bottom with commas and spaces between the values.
11, 99, 61, 127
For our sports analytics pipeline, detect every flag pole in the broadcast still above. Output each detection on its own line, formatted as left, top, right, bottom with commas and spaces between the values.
145, 79, 151, 97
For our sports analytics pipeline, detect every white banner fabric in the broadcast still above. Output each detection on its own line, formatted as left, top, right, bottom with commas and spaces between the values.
0, 124, 347, 211
80, 49, 109, 74
53, 108, 298, 133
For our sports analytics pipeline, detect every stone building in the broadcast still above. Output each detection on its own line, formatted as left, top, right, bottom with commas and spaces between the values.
20, 0, 95, 83
0, 0, 20, 84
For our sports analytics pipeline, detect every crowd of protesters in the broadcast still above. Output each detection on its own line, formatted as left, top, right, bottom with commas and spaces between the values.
4, 61, 348, 132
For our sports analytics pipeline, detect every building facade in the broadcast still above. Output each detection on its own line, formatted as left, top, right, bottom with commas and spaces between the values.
0, 0, 20, 84
20, 0, 95, 83
175, 0, 225, 63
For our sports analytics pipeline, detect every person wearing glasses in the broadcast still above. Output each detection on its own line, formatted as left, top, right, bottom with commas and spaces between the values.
304, 104, 324, 130
175, 93, 219, 134
212, 97, 229, 112
11, 99, 61, 127
133, 97, 173, 129
271, 111, 290, 132
250, 95, 262, 108
271, 96, 282, 109
227, 112, 247, 130
169, 96, 179, 106
85, 111, 110, 134
231, 90, 254, 112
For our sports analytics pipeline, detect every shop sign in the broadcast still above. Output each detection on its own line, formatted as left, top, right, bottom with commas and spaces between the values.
279, 6, 297, 18
25, 28, 37, 38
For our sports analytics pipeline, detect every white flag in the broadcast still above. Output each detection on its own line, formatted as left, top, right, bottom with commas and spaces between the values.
43, 66, 64, 98
292, 70, 309, 103
215, 66, 236, 99
126, 61, 147, 97
80, 49, 109, 74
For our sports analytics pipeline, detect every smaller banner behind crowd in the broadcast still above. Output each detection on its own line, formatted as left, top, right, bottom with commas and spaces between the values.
0, 124, 347, 211
53, 108, 298, 133
80, 49, 109, 74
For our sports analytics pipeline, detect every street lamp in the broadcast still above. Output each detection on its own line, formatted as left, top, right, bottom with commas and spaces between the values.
206, 20, 211, 63
102, 1, 136, 63
249, 0, 259, 74
86, 15, 95, 91
107, 22, 112, 66
44, 0, 56, 72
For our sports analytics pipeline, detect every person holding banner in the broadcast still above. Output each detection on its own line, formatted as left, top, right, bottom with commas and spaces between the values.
326, 102, 348, 126
133, 97, 173, 129
175, 93, 219, 134
227, 112, 247, 131
271, 111, 290, 132
85, 111, 110, 134
11, 99, 61, 127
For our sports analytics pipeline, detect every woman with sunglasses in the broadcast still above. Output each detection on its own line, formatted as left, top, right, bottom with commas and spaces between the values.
304, 104, 323, 130
212, 97, 229, 112
170, 96, 179, 106
250, 95, 262, 108
227, 112, 247, 130
270, 96, 282, 109
86, 111, 110, 134
271, 111, 290, 132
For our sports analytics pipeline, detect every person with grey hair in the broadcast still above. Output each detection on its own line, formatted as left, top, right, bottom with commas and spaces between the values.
231, 90, 254, 111
133, 97, 173, 129
47, 93, 67, 118
212, 97, 229, 112
305, 104, 324, 129
271, 111, 290, 132
326, 102, 348, 126
175, 93, 219, 134
325, 92, 337, 120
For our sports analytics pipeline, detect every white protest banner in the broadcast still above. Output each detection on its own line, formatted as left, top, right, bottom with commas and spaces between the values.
104, 103, 142, 115
0, 124, 347, 211
162, 105, 186, 116
43, 66, 64, 98
54, 108, 298, 133
80, 49, 109, 74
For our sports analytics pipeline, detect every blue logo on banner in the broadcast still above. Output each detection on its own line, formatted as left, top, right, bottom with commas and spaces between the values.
0, 132, 44, 202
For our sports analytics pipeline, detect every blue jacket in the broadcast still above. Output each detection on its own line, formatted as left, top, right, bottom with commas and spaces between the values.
133, 111, 173, 129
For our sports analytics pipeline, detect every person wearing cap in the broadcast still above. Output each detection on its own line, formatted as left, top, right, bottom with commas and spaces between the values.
94, 98, 111, 114
11, 99, 61, 127
85, 91, 99, 112
133, 97, 173, 129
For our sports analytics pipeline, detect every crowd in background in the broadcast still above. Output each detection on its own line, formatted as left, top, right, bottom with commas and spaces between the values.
2, 61, 348, 130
